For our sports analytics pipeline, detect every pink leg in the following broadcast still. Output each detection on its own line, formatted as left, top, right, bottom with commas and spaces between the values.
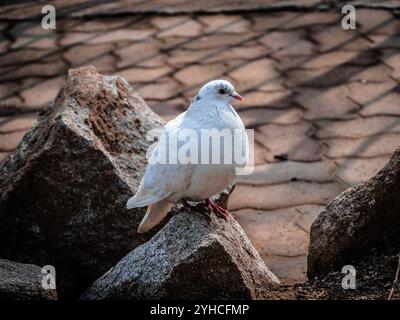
206, 198, 230, 220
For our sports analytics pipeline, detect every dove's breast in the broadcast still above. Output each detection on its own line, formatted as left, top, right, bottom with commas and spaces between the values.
168, 102, 247, 201
181, 164, 235, 201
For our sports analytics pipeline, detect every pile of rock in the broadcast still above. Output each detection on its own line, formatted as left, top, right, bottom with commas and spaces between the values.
0, 66, 279, 299
2, 65, 398, 300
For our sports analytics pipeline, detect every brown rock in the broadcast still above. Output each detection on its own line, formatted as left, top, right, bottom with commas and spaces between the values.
119, 66, 171, 83
174, 63, 227, 88
250, 12, 298, 31
232, 205, 324, 283
0, 49, 56, 66
233, 208, 308, 257
60, 29, 154, 46
148, 98, 186, 122
360, 90, 400, 117
228, 58, 279, 91
0, 66, 164, 297
204, 45, 266, 63
11, 34, 58, 50
345, 80, 398, 114
286, 65, 366, 88
265, 255, 307, 284
260, 31, 315, 56
0, 38, 9, 54
19, 76, 65, 109
136, 78, 181, 100
63, 19, 129, 32
198, 15, 251, 34
256, 123, 321, 162
9, 21, 52, 37
63, 43, 115, 66
310, 25, 371, 52
381, 50, 400, 80
316, 116, 400, 139
236, 161, 335, 185
281, 12, 338, 29
308, 148, 400, 278
80, 53, 116, 73
295, 86, 359, 120
0, 131, 26, 151
300, 51, 376, 69
236, 90, 292, 109
167, 45, 265, 68
167, 48, 217, 67
368, 34, 400, 50
334, 156, 389, 187
239, 108, 303, 128
0, 152, 10, 166
182, 33, 253, 50
253, 141, 270, 166
275, 55, 312, 72
81, 211, 280, 300
294, 205, 325, 231
357, 9, 397, 35
323, 134, 400, 159
228, 182, 344, 211
151, 16, 203, 38
0, 60, 67, 82
115, 40, 164, 69
0, 83, 23, 108
349, 64, 393, 83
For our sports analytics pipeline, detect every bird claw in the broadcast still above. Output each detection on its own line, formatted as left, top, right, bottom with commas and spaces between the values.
182, 199, 229, 221
182, 199, 211, 222
206, 199, 229, 220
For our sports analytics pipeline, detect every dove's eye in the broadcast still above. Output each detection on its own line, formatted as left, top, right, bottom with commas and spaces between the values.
218, 88, 226, 94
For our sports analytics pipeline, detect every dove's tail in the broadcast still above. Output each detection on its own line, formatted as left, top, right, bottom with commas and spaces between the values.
137, 199, 174, 233
126, 193, 159, 209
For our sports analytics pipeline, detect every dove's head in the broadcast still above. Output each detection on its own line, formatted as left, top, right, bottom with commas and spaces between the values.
198, 80, 244, 103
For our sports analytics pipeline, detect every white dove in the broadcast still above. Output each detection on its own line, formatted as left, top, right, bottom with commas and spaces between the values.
127, 79, 248, 233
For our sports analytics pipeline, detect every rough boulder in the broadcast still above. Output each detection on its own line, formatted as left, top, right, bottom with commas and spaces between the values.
0, 259, 57, 300
0, 66, 164, 297
81, 210, 280, 300
308, 148, 400, 278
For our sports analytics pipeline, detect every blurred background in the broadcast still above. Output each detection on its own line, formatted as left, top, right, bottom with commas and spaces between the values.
0, 0, 399, 284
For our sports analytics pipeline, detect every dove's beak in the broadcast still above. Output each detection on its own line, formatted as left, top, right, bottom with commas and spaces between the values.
231, 92, 244, 101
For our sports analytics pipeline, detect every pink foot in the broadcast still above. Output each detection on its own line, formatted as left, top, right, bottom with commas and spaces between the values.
206, 199, 229, 220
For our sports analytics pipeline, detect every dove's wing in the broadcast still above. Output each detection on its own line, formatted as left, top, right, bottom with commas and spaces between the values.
127, 112, 195, 208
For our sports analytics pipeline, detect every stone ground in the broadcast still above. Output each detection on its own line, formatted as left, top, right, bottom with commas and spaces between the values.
0, 2, 400, 284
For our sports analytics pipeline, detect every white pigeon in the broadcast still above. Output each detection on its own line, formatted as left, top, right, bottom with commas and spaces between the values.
127, 79, 248, 233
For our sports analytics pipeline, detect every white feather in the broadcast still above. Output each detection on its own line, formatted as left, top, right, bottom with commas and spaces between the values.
127, 80, 248, 232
